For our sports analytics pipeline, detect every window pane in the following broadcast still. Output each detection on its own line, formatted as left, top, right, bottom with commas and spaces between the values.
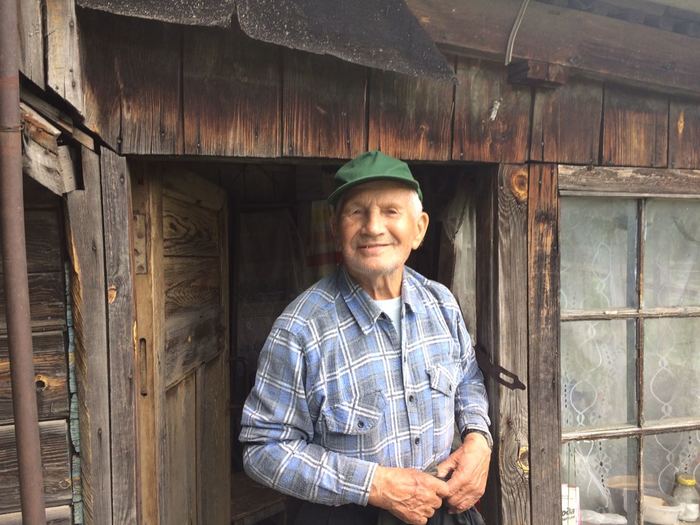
643, 318, 700, 424
562, 320, 637, 431
642, 432, 700, 522
562, 438, 639, 523
645, 199, 700, 307
561, 197, 638, 311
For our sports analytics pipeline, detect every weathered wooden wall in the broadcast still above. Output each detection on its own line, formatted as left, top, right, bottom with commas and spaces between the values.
0, 178, 72, 518
77, 8, 700, 171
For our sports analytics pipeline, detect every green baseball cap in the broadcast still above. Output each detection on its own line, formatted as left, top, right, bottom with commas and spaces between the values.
327, 151, 423, 206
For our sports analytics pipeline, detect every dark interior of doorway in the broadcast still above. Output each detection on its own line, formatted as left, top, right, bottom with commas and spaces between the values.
192, 159, 488, 524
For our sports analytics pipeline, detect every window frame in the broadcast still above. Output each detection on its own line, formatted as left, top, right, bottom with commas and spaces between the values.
554, 164, 700, 522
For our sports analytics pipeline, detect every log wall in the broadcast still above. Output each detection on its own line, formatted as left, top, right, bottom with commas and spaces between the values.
77, 9, 700, 171
0, 178, 72, 518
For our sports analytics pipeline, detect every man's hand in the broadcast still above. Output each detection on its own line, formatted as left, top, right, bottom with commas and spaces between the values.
435, 432, 491, 514
368, 465, 450, 525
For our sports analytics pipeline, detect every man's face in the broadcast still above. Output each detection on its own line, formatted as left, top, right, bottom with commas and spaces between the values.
333, 181, 429, 289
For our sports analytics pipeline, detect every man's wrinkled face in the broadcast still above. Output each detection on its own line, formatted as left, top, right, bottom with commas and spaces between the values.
333, 181, 429, 288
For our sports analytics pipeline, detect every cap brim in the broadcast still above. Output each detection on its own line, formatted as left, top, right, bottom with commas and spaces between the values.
327, 176, 422, 206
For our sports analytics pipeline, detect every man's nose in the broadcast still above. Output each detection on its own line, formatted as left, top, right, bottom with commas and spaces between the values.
362, 209, 384, 235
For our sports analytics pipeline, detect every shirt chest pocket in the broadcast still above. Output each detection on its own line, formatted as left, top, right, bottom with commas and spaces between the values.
319, 390, 386, 455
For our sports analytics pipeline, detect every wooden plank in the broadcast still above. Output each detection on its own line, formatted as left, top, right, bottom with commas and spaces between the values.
183, 25, 281, 157
164, 257, 220, 314
405, 0, 700, 96
165, 307, 221, 387
496, 165, 531, 525
669, 98, 700, 169
0, 505, 72, 525
0, 209, 62, 275
602, 85, 669, 167
65, 146, 113, 524
530, 80, 603, 164
100, 149, 137, 523
0, 420, 71, 513
0, 272, 66, 333
77, 8, 122, 151
132, 169, 166, 525
527, 164, 560, 525
163, 196, 220, 257
453, 58, 531, 163
46, 0, 85, 115
17, 0, 44, 88
283, 50, 367, 159
0, 332, 68, 425
197, 353, 230, 525
558, 165, 700, 195
164, 373, 197, 525
368, 69, 453, 161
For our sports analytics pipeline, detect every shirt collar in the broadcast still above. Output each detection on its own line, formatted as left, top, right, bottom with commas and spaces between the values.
338, 266, 426, 334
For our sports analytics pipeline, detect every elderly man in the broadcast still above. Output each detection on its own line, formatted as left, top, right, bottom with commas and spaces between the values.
240, 151, 491, 525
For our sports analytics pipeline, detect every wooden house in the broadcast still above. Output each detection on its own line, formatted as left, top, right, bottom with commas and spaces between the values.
1, 0, 699, 524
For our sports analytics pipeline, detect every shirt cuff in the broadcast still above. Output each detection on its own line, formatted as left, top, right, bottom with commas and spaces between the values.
461, 427, 493, 450
338, 457, 378, 506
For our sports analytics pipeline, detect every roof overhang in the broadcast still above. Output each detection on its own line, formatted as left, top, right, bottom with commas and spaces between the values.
75, 0, 456, 81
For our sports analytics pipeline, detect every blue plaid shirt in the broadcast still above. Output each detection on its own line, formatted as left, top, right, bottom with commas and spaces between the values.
240, 266, 490, 507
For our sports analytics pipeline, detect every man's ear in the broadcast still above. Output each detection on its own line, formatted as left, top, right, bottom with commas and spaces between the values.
412, 212, 430, 250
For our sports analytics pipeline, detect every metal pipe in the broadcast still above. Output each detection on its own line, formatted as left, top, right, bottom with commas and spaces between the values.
0, 1, 48, 523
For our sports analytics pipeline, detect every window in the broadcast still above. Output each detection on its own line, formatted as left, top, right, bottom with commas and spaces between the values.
558, 175, 700, 525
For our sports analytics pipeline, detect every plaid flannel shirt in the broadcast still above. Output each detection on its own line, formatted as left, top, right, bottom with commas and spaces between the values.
239, 266, 490, 507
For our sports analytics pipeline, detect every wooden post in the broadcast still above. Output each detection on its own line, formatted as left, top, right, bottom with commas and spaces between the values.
527, 164, 560, 525
100, 149, 137, 524
496, 165, 531, 525
65, 147, 113, 524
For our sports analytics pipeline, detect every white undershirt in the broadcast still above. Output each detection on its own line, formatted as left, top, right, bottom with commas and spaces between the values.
373, 296, 402, 338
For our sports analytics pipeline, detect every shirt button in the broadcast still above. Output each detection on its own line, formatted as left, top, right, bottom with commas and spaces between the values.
414, 437, 420, 445
357, 420, 365, 428
408, 395, 415, 403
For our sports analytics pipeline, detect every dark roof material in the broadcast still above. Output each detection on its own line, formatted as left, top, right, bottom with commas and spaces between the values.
76, 0, 455, 81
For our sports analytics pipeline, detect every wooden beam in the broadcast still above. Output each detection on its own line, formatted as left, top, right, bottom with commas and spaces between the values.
527, 163, 560, 525
559, 165, 700, 195
508, 60, 568, 88
20, 90, 95, 152
405, 0, 700, 96
100, 150, 137, 523
65, 147, 114, 524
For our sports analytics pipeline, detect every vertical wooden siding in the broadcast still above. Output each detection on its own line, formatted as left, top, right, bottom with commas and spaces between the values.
76, 10, 700, 170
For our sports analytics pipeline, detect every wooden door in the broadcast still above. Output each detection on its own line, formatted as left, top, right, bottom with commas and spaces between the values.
132, 165, 230, 525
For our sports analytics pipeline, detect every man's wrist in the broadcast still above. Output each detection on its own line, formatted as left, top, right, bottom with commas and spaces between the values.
461, 427, 493, 450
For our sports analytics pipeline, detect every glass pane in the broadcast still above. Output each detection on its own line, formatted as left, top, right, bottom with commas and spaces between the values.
562, 438, 639, 524
643, 318, 700, 424
645, 199, 700, 307
642, 432, 700, 522
562, 320, 637, 431
560, 197, 638, 311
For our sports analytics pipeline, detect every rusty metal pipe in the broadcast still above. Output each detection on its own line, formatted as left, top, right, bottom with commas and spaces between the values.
0, 1, 48, 523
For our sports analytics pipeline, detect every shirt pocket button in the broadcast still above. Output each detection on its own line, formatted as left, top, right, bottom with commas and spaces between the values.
357, 420, 365, 428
